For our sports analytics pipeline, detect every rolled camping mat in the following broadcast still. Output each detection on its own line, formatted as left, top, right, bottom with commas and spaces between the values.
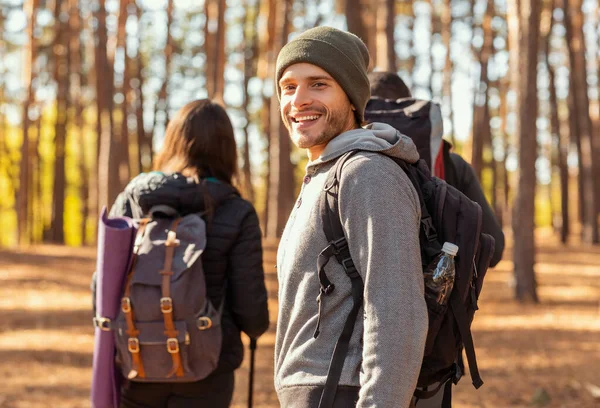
91, 207, 137, 408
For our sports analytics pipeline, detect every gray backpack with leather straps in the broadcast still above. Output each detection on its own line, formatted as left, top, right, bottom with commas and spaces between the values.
113, 207, 223, 382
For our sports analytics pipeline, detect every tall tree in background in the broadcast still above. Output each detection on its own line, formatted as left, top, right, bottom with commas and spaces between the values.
375, 0, 396, 71
345, 0, 368, 46
470, 0, 494, 181
512, 0, 541, 302
441, 0, 455, 144
69, 0, 88, 243
544, 0, 569, 243
95, 0, 119, 212
258, 0, 276, 234
204, 0, 226, 103
241, 0, 261, 202
266, 0, 295, 238
134, 2, 152, 173
563, 0, 598, 243
116, 0, 132, 185
154, 0, 174, 131
17, 0, 39, 244
49, 0, 71, 243
214, 0, 227, 103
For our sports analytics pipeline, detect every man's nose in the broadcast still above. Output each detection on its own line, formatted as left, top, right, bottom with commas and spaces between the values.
291, 85, 311, 108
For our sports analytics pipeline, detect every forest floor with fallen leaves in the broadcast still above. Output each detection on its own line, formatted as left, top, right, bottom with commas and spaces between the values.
0, 228, 598, 408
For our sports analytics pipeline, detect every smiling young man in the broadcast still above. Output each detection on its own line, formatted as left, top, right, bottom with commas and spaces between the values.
274, 27, 428, 408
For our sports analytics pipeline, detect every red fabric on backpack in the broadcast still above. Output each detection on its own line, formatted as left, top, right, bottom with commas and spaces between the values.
434, 148, 445, 180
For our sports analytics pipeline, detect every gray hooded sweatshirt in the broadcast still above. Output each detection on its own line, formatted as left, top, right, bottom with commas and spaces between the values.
275, 123, 429, 408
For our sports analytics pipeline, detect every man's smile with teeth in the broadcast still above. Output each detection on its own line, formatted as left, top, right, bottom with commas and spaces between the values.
292, 115, 321, 123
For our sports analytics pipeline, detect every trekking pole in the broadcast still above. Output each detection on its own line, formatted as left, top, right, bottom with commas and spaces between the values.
248, 337, 257, 408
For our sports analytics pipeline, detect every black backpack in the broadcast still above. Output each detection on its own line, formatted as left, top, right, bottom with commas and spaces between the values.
316, 151, 495, 408
365, 97, 444, 170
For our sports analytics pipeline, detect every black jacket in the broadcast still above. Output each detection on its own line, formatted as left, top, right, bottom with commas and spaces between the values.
93, 172, 269, 374
444, 149, 505, 267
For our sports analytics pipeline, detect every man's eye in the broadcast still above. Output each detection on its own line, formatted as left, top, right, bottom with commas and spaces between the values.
313, 82, 326, 88
282, 85, 296, 91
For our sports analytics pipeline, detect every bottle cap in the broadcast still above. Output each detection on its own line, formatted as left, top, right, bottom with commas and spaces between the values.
442, 242, 459, 256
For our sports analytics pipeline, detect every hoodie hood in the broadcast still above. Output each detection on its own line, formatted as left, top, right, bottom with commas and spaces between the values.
307, 122, 420, 170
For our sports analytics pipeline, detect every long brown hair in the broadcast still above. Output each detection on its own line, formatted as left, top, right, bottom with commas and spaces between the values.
154, 99, 238, 184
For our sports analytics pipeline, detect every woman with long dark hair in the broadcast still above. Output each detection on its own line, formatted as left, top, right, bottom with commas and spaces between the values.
95, 99, 269, 407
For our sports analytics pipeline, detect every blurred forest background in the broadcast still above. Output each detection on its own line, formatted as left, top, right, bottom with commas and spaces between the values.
0, 0, 599, 303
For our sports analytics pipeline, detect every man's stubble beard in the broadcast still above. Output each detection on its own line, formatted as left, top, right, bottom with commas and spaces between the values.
283, 105, 354, 150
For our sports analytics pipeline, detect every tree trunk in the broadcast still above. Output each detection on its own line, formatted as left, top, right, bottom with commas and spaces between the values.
470, 0, 494, 181
544, 0, 569, 243
116, 0, 131, 184
259, 0, 276, 235
95, 0, 118, 212
427, 0, 437, 96
563, 0, 598, 243
135, 2, 151, 173
30, 117, 41, 242
154, 0, 174, 134
68, 0, 88, 244
213, 0, 227, 104
345, 0, 368, 44
512, 0, 540, 303
375, 0, 395, 71
204, 0, 217, 98
266, 0, 295, 239
50, 0, 71, 243
441, 0, 455, 145
17, 0, 39, 245
241, 0, 261, 203
82, 8, 99, 243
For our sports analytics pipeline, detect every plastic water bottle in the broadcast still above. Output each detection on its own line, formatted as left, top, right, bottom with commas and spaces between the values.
423, 242, 459, 305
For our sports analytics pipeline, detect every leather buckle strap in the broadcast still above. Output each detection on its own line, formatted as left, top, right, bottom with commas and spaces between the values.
197, 316, 213, 330
93, 316, 112, 331
160, 297, 173, 314
166, 338, 180, 354
128, 337, 140, 353
121, 297, 132, 313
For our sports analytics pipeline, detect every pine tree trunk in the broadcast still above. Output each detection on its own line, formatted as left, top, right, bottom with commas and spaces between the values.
266, 0, 295, 238
260, 0, 276, 235
116, 0, 131, 184
512, 0, 540, 303
17, 0, 39, 245
470, 0, 494, 181
563, 0, 598, 243
345, 0, 368, 44
498, 80, 509, 226
154, 0, 174, 132
95, 0, 118, 211
135, 2, 151, 173
544, 0, 569, 243
68, 0, 89, 244
50, 0, 71, 243
214, 0, 227, 104
376, 0, 396, 71
441, 0, 455, 145
204, 0, 217, 98
241, 0, 261, 203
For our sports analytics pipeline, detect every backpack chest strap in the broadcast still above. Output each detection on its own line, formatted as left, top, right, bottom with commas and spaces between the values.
160, 217, 185, 378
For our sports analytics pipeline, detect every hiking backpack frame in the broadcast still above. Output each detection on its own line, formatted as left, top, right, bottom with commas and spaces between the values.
316, 151, 495, 408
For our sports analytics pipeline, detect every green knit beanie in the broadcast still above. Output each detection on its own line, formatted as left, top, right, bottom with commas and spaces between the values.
275, 26, 371, 123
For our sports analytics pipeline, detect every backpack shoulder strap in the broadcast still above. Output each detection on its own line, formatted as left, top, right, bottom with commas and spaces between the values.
317, 150, 364, 408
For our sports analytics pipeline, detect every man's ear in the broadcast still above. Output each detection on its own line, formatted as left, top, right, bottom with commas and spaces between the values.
351, 105, 356, 111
